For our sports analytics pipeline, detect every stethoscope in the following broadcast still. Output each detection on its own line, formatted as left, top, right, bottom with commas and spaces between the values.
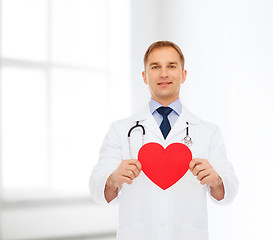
127, 121, 193, 158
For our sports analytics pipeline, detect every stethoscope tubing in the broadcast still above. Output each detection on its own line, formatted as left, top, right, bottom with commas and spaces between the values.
128, 121, 192, 158
128, 121, 145, 138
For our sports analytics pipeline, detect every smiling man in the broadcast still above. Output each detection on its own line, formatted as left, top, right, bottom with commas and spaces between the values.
89, 41, 238, 240
142, 44, 186, 106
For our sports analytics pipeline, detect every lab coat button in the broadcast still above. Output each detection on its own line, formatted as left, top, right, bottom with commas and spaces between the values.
160, 223, 166, 228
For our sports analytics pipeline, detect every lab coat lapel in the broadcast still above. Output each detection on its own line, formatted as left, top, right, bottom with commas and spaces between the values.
166, 104, 198, 140
166, 115, 188, 140
134, 105, 163, 140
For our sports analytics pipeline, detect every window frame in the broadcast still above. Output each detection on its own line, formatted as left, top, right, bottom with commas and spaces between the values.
0, 0, 115, 201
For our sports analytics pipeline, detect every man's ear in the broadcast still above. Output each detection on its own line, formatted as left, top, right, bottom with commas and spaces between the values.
142, 71, 148, 84
181, 70, 187, 84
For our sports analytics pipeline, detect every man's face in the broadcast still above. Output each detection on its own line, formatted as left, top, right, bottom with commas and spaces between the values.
142, 47, 187, 105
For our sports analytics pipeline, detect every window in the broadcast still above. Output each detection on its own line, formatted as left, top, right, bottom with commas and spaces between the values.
0, 0, 130, 199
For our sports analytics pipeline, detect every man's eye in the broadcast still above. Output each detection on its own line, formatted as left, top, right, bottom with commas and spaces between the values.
152, 66, 159, 69
169, 65, 176, 69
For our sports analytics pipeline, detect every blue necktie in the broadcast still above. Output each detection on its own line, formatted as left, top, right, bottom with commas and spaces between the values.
157, 106, 172, 139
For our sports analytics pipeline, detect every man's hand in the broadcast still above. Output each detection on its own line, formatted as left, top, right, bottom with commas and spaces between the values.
189, 158, 225, 201
105, 159, 142, 203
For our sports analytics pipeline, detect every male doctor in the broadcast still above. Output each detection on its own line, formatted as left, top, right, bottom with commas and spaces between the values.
89, 41, 238, 240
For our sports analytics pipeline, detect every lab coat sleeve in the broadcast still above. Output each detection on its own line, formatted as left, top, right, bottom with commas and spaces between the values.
89, 121, 123, 204
207, 125, 239, 205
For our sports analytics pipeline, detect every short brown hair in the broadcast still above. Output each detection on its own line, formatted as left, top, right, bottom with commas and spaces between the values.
143, 41, 185, 70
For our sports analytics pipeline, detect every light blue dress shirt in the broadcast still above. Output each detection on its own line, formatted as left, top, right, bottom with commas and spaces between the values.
149, 98, 182, 128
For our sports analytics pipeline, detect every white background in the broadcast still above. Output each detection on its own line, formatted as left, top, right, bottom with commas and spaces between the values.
1, 0, 273, 239
130, 0, 273, 239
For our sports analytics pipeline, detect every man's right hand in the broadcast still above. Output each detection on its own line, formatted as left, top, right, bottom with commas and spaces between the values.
105, 159, 142, 203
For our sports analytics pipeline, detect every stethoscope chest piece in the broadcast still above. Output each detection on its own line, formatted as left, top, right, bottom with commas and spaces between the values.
182, 135, 192, 147
181, 121, 192, 147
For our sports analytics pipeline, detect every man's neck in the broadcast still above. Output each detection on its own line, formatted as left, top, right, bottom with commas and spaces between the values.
152, 97, 179, 107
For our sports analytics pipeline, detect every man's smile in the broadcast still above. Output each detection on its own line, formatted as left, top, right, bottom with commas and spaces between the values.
157, 81, 172, 85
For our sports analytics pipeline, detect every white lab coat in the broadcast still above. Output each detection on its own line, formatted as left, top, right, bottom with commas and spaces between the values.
89, 104, 238, 240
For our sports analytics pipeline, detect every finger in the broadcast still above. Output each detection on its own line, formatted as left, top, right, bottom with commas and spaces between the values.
204, 172, 221, 187
124, 158, 138, 164
196, 169, 211, 181
128, 159, 142, 171
125, 165, 140, 178
120, 159, 134, 170
191, 158, 211, 175
200, 173, 219, 186
189, 159, 196, 171
121, 169, 135, 180
134, 161, 142, 171
189, 158, 204, 171
120, 176, 133, 185
192, 162, 207, 176
123, 159, 142, 171
200, 175, 212, 185
125, 160, 142, 173
121, 163, 141, 175
115, 173, 132, 188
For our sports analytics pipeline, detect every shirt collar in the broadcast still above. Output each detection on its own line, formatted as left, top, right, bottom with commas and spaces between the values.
149, 98, 182, 116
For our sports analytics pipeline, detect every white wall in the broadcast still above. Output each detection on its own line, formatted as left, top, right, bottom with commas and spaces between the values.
228, 1, 273, 239
130, 0, 273, 239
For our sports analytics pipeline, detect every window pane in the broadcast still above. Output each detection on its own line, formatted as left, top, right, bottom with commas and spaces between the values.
50, 68, 109, 194
51, 0, 107, 68
1, 67, 48, 189
1, 0, 47, 61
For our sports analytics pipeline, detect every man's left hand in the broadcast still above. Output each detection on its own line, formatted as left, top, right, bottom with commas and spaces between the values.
189, 158, 225, 201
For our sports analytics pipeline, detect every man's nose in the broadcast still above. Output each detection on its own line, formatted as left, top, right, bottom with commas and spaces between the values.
160, 67, 168, 78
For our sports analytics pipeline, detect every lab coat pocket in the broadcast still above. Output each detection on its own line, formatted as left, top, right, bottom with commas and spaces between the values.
116, 222, 143, 240
178, 222, 209, 240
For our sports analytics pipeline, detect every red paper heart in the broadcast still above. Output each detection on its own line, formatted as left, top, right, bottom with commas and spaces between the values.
138, 142, 192, 190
